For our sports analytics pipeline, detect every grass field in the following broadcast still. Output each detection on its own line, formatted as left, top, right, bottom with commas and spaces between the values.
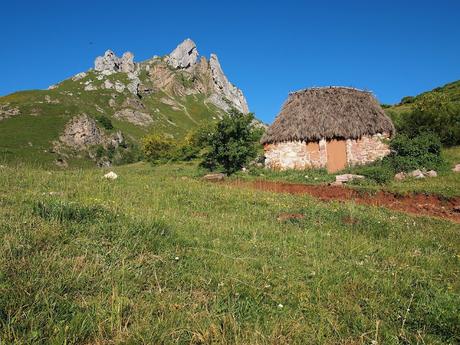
0, 162, 459, 344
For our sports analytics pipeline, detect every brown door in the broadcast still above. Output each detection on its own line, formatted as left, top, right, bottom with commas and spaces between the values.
326, 139, 347, 173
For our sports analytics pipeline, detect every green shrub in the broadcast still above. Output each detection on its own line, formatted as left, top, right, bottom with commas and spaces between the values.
350, 162, 394, 184
396, 93, 460, 146
201, 110, 261, 174
141, 134, 175, 163
400, 96, 415, 104
384, 133, 445, 172
96, 115, 113, 130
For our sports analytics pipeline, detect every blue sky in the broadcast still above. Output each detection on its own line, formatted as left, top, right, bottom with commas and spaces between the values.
1, 0, 459, 123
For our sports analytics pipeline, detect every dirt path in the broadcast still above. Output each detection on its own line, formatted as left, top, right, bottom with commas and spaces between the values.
227, 180, 460, 223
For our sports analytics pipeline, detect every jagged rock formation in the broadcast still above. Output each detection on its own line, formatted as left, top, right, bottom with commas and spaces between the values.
94, 50, 136, 75
94, 51, 139, 95
114, 109, 153, 126
166, 39, 199, 69
208, 54, 249, 114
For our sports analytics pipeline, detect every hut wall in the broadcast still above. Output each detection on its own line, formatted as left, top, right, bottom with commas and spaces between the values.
346, 133, 391, 166
264, 140, 326, 170
264, 134, 391, 170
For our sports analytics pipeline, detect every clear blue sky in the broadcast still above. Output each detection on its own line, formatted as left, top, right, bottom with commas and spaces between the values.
1, 0, 459, 123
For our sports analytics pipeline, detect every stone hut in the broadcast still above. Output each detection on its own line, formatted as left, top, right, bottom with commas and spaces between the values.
261, 87, 395, 172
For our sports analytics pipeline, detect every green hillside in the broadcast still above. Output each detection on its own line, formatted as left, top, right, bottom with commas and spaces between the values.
386, 79, 460, 114
0, 65, 225, 168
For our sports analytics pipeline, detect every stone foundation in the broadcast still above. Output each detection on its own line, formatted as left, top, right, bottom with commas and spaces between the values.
264, 134, 390, 170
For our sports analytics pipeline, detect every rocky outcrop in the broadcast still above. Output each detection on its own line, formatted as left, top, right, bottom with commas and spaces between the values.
114, 109, 153, 126
166, 39, 199, 69
208, 54, 249, 114
60, 115, 104, 149
0, 103, 20, 121
94, 50, 136, 75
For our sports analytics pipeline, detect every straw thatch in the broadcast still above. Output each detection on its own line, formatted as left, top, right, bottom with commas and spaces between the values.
261, 87, 395, 144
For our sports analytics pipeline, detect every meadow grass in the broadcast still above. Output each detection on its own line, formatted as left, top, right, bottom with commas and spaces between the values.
0, 162, 459, 344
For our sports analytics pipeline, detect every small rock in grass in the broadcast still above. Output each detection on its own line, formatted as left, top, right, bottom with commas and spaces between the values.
335, 174, 364, 183
103, 171, 118, 180
203, 173, 226, 182
425, 170, 437, 177
330, 181, 343, 186
394, 172, 406, 181
452, 164, 460, 172
277, 304, 284, 309
409, 169, 425, 179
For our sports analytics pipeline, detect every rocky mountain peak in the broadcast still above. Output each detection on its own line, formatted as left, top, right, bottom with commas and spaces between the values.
208, 53, 249, 114
166, 38, 199, 69
94, 50, 136, 75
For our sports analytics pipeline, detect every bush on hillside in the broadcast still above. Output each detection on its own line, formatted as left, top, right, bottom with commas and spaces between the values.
384, 133, 445, 172
141, 134, 175, 163
400, 96, 415, 105
396, 93, 460, 146
96, 115, 114, 130
201, 110, 261, 174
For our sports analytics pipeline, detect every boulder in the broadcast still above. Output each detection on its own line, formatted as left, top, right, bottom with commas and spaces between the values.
203, 173, 226, 182
335, 174, 365, 183
166, 39, 199, 69
394, 172, 407, 181
453, 164, 460, 172
103, 171, 118, 180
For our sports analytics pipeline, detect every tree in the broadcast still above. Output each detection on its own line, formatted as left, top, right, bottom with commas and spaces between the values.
202, 110, 260, 174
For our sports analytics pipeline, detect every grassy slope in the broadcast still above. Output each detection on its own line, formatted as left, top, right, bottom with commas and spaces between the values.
0, 65, 224, 167
0, 163, 459, 344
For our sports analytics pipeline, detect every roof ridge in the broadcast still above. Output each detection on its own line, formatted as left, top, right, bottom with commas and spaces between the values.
289, 86, 372, 95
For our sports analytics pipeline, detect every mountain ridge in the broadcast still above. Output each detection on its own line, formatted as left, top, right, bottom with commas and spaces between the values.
0, 39, 252, 167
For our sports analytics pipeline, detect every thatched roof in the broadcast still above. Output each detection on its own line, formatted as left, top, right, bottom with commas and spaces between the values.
261, 87, 395, 144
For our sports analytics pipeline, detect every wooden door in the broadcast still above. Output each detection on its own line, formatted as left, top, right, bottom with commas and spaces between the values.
326, 139, 347, 173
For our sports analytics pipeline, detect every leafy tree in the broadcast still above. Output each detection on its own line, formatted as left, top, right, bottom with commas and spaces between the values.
202, 110, 260, 174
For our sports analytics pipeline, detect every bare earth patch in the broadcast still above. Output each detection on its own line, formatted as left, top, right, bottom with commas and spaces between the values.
227, 180, 460, 223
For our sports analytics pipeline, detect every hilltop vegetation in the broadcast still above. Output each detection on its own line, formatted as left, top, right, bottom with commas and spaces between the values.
386, 79, 460, 146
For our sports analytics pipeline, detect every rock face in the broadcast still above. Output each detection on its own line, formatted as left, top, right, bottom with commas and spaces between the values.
114, 109, 153, 126
60, 115, 104, 149
94, 50, 136, 75
166, 39, 199, 69
0, 103, 20, 121
209, 54, 249, 114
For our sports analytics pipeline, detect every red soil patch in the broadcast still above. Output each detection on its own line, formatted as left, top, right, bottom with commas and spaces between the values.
227, 180, 460, 223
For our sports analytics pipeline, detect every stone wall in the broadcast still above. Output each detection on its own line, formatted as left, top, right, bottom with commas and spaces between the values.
264, 134, 390, 170
346, 133, 391, 166
264, 139, 327, 170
